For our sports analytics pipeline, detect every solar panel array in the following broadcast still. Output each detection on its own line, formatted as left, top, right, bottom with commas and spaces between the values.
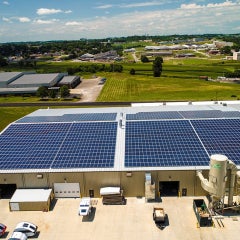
52, 122, 117, 168
126, 110, 240, 120
191, 119, 240, 164
17, 113, 117, 123
1, 109, 240, 171
125, 120, 209, 167
126, 111, 183, 120
0, 122, 117, 170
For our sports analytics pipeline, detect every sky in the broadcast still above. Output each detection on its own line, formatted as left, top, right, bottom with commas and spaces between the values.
0, 0, 240, 43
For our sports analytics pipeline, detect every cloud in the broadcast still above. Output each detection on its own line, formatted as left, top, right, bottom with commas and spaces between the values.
120, 1, 165, 8
18, 17, 31, 23
2, 16, 11, 22
96, 1, 166, 9
2, 16, 30, 23
65, 21, 83, 26
181, 0, 237, 9
34, 19, 59, 24
3, 1, 9, 5
95, 4, 113, 9
36, 8, 71, 15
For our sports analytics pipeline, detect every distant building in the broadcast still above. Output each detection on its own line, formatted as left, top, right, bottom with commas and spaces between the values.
233, 52, 240, 61
58, 76, 81, 89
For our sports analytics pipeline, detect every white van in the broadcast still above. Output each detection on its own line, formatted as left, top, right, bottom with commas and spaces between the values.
8, 231, 27, 240
78, 197, 92, 216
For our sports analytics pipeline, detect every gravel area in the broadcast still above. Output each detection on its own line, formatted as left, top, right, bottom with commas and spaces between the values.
70, 77, 104, 102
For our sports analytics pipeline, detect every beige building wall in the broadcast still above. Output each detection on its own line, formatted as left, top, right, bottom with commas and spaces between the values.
1, 169, 210, 198
23, 173, 49, 188
120, 171, 145, 197
83, 172, 121, 197
0, 173, 24, 188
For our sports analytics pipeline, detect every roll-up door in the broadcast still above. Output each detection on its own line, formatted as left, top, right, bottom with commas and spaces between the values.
54, 183, 80, 198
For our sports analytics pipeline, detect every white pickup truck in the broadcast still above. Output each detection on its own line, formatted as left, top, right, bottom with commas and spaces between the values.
78, 197, 92, 216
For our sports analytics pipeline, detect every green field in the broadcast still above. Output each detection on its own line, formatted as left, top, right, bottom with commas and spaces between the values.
0, 107, 39, 132
97, 59, 240, 101
1, 57, 240, 130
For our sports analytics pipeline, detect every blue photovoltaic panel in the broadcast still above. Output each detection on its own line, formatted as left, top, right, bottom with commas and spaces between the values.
125, 120, 209, 167
221, 111, 240, 118
179, 110, 240, 119
191, 119, 240, 165
126, 111, 183, 120
52, 122, 117, 168
17, 113, 117, 123
0, 123, 72, 169
179, 110, 223, 119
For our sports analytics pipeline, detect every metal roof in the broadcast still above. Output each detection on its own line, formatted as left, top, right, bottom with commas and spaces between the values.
58, 76, 78, 84
8, 73, 60, 85
10, 189, 52, 202
0, 72, 23, 83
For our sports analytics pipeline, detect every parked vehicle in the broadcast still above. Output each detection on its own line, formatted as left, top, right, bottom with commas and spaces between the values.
8, 232, 27, 240
78, 197, 92, 216
153, 207, 166, 230
153, 207, 165, 223
0, 223, 7, 237
13, 222, 37, 237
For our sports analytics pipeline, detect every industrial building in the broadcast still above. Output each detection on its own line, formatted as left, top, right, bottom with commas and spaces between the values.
58, 76, 81, 89
0, 72, 76, 95
0, 102, 240, 205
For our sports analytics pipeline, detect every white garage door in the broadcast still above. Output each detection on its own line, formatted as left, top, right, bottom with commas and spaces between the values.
54, 183, 80, 198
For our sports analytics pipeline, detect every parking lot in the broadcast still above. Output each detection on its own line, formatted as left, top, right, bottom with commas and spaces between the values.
1, 196, 240, 240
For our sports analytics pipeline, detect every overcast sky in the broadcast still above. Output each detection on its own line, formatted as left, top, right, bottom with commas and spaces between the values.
0, 0, 240, 43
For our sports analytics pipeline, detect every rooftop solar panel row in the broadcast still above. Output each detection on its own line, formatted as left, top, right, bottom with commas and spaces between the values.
126, 110, 240, 120
125, 120, 209, 167
0, 122, 117, 170
17, 113, 117, 123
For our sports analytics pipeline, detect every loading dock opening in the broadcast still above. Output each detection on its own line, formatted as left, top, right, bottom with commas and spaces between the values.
0, 184, 17, 199
159, 181, 179, 196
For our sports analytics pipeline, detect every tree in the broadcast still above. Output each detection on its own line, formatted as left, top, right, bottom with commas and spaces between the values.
221, 46, 232, 55
60, 85, 70, 98
130, 68, 136, 75
48, 89, 57, 99
152, 57, 163, 77
0, 55, 8, 66
141, 55, 149, 63
36, 86, 48, 99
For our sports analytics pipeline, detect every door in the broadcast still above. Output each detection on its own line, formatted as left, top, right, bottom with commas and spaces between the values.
54, 183, 80, 198
159, 181, 179, 196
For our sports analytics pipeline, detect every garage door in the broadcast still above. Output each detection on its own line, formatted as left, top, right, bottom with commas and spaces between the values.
54, 183, 80, 198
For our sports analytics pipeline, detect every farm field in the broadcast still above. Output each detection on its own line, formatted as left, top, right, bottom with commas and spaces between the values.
1, 58, 240, 103
97, 59, 240, 101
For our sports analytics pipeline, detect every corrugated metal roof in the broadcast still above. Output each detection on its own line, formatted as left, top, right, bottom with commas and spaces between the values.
9, 73, 60, 85
0, 72, 22, 83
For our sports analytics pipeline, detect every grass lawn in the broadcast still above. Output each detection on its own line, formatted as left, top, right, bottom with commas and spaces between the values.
0, 107, 39, 132
97, 72, 240, 102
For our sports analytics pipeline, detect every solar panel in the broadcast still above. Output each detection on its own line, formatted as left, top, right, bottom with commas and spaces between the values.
52, 122, 117, 168
125, 120, 209, 167
179, 110, 240, 119
179, 110, 223, 119
17, 113, 117, 123
221, 111, 240, 118
126, 111, 183, 120
0, 123, 72, 169
191, 119, 240, 165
